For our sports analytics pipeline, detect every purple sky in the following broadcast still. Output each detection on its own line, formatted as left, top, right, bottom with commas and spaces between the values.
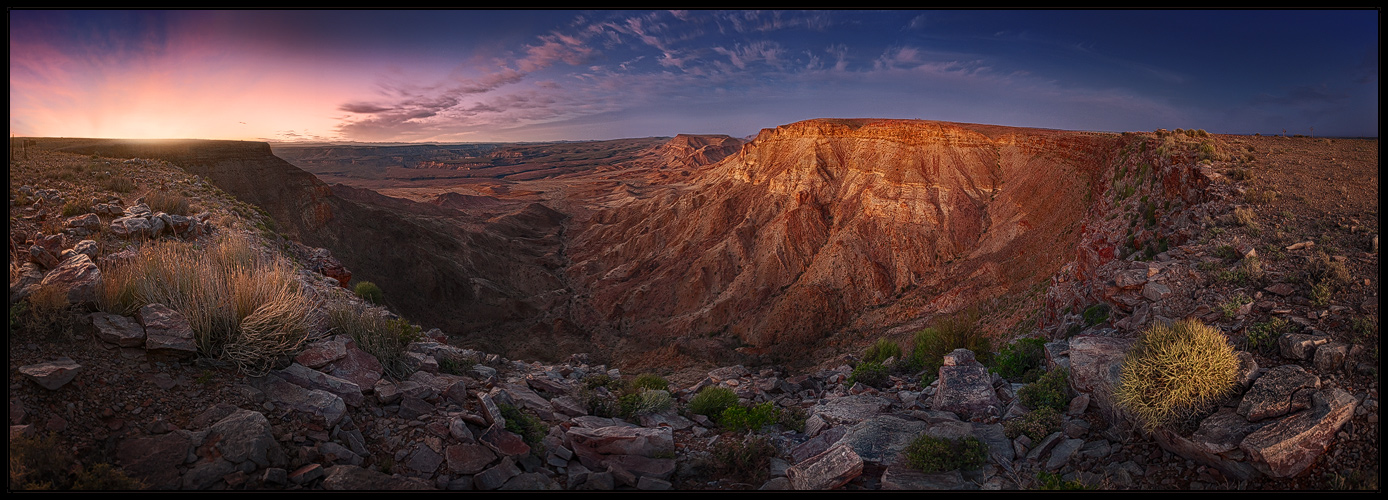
9, 10, 1379, 142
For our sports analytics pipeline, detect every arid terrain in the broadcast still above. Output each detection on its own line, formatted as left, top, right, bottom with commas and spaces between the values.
8, 120, 1378, 491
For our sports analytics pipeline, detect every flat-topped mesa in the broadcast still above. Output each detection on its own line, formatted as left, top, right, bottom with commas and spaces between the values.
570, 118, 1121, 367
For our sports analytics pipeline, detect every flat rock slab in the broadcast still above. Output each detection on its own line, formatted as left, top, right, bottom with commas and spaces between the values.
1238, 365, 1320, 422
88, 312, 146, 347
1240, 388, 1357, 478
932, 363, 1001, 420
19, 357, 82, 390
834, 415, 930, 464
810, 394, 891, 426
787, 442, 863, 490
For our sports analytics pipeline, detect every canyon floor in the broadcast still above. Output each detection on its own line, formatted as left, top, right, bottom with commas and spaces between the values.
7, 127, 1379, 490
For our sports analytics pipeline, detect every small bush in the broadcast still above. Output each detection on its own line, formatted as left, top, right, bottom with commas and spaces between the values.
1017, 367, 1070, 413
719, 401, 780, 432
778, 405, 808, 433
15, 285, 80, 340
991, 337, 1047, 382
903, 434, 989, 473
631, 373, 669, 392
688, 386, 739, 420
1004, 406, 1063, 442
618, 389, 673, 418
1244, 189, 1278, 204
863, 338, 903, 364
9, 432, 139, 490
1114, 319, 1239, 430
848, 361, 890, 388
353, 281, 384, 305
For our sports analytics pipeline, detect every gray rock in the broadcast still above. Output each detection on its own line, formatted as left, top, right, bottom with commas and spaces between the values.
786, 442, 862, 490
19, 357, 82, 390
1238, 364, 1320, 422
1240, 388, 1357, 478
88, 312, 146, 347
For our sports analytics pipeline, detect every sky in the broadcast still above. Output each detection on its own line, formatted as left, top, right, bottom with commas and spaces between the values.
8, 10, 1379, 143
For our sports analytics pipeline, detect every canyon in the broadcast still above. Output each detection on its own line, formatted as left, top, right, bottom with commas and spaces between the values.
49, 120, 1127, 376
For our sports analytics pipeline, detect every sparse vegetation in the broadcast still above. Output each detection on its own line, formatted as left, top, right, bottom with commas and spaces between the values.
911, 308, 991, 386
991, 337, 1047, 383
60, 198, 92, 217
903, 434, 989, 473
1082, 303, 1110, 327
1114, 319, 1239, 430
1036, 471, 1094, 490
325, 303, 422, 380
1244, 317, 1288, 353
704, 434, 777, 485
144, 189, 190, 215
9, 432, 141, 490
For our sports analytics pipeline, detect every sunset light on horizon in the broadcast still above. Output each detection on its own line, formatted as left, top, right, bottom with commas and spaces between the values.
9, 9, 1379, 143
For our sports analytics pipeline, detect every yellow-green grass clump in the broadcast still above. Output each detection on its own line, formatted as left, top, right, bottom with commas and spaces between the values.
1114, 319, 1239, 431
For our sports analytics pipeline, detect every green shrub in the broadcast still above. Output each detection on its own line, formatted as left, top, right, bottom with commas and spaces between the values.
71, 463, 144, 490
719, 401, 780, 433
778, 405, 808, 433
903, 434, 989, 473
848, 361, 890, 388
991, 337, 1047, 382
631, 373, 669, 392
354, 281, 385, 305
1017, 367, 1070, 413
8, 432, 139, 490
688, 386, 739, 420
863, 338, 903, 364
1114, 319, 1239, 430
1004, 406, 1062, 442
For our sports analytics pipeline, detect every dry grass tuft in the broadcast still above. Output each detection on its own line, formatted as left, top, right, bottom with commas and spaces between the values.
1114, 319, 1239, 431
96, 232, 316, 375
325, 302, 422, 380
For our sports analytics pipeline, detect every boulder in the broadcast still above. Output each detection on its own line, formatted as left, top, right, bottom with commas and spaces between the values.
932, 349, 1001, 420
37, 254, 101, 305
1065, 335, 1133, 413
